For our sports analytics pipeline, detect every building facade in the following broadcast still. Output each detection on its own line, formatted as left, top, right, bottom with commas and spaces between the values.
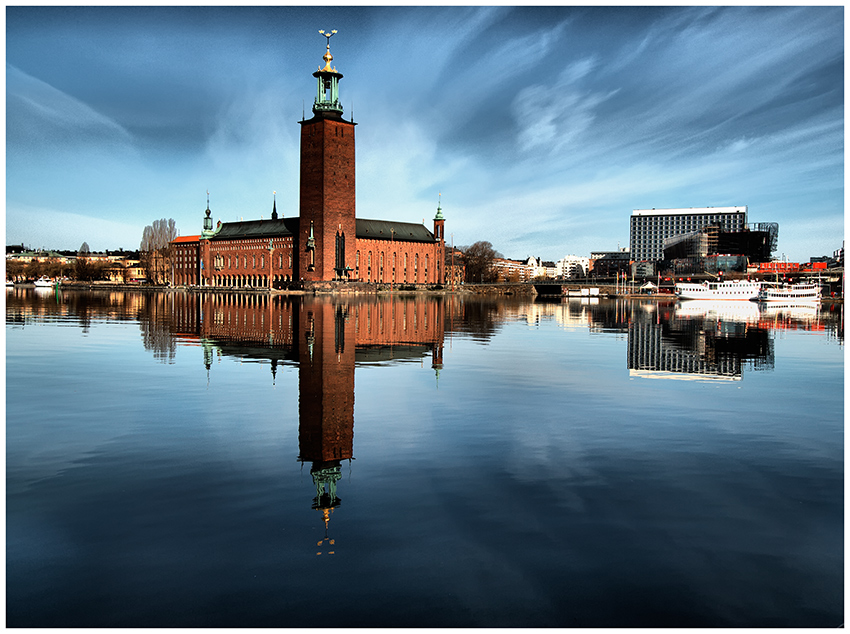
589, 248, 630, 277
630, 206, 747, 262
172, 235, 200, 286
555, 255, 590, 279
175, 34, 445, 289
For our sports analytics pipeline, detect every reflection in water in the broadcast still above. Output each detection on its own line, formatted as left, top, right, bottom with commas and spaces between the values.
629, 301, 774, 381
164, 293, 446, 548
5, 288, 844, 627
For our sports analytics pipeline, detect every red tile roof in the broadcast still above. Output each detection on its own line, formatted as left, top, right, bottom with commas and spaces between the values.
172, 235, 201, 243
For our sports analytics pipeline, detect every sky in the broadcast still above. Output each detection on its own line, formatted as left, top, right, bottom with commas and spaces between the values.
5, 5, 844, 262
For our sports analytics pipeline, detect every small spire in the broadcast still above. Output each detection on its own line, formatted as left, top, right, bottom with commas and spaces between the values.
318, 29, 338, 72
434, 192, 444, 220
272, 191, 278, 220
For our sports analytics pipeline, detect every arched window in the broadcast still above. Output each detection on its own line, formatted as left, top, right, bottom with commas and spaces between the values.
335, 232, 345, 277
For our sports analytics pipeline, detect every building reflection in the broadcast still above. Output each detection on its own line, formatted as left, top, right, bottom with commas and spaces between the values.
628, 301, 774, 381
166, 293, 445, 552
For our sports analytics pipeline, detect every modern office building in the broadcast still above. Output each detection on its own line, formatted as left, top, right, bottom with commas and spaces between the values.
629, 206, 747, 262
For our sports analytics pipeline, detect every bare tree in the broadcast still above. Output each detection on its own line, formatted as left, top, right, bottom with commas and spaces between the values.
459, 241, 502, 283
140, 218, 177, 284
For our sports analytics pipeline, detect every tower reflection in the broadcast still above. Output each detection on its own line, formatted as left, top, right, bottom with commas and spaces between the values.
168, 293, 445, 551
627, 301, 774, 381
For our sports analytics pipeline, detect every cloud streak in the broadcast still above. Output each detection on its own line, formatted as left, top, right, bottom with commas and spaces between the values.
5, 6, 843, 262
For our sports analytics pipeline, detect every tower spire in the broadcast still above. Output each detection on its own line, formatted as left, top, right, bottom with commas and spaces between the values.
202, 189, 214, 237
313, 30, 343, 116
272, 191, 278, 220
434, 192, 444, 220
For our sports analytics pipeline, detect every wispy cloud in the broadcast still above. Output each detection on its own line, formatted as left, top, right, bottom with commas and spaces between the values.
512, 57, 618, 153
5, 6, 843, 261
6, 64, 135, 156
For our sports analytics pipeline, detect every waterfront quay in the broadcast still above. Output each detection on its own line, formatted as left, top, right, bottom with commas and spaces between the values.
53, 276, 844, 305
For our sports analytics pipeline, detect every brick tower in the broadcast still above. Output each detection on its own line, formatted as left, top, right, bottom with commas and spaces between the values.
298, 30, 357, 283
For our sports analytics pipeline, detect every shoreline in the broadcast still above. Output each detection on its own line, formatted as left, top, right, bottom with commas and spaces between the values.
10, 281, 842, 304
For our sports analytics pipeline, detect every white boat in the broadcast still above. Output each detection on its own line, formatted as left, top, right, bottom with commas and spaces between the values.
757, 282, 821, 304
6, 280, 14, 287
33, 277, 54, 288
674, 279, 761, 301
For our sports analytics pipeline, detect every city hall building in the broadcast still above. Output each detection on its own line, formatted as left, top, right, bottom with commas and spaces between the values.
172, 33, 446, 289
629, 206, 747, 262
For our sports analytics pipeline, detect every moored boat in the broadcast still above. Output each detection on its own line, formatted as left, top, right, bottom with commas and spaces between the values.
674, 279, 761, 301
757, 282, 821, 304
33, 277, 54, 288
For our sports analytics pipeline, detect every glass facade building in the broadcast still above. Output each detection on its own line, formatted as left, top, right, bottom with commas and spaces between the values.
629, 207, 747, 261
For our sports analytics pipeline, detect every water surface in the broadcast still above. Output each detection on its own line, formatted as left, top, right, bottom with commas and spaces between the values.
6, 288, 844, 627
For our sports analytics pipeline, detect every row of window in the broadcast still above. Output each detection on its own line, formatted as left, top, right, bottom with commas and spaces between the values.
353, 249, 439, 283
214, 237, 293, 250
212, 253, 294, 270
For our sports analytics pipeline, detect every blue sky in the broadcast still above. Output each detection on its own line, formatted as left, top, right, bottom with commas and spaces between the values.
5, 5, 844, 262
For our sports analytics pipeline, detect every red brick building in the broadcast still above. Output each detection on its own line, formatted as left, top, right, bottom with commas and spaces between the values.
172, 235, 200, 286
175, 34, 445, 289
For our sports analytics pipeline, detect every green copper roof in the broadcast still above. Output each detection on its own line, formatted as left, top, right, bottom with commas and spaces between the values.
210, 217, 299, 240
208, 217, 435, 243
356, 218, 435, 243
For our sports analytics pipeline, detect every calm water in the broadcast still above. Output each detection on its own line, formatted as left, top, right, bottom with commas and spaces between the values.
6, 288, 844, 627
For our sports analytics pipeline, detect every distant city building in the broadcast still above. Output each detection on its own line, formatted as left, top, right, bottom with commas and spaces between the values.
630, 206, 748, 262
590, 248, 630, 277
663, 222, 778, 274
491, 257, 529, 282
525, 256, 556, 279
555, 255, 590, 279
6, 250, 74, 264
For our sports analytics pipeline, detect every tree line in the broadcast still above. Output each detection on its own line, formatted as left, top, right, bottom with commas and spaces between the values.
7, 217, 178, 284
6, 242, 115, 282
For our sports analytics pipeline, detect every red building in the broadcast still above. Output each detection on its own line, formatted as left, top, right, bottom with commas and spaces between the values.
172, 235, 200, 286
175, 33, 445, 289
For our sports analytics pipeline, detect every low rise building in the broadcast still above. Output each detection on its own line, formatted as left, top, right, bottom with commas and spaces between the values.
555, 255, 590, 279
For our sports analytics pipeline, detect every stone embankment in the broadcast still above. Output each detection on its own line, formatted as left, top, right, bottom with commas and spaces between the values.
34, 280, 844, 303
